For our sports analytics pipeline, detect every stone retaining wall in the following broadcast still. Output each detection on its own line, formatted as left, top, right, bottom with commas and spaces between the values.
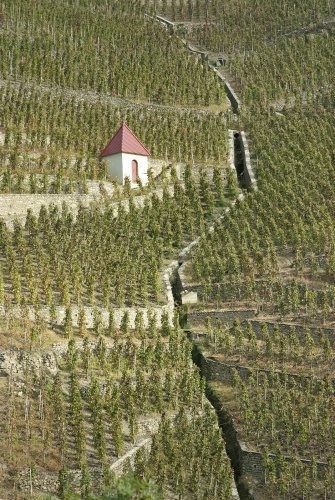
154, 14, 175, 29
209, 65, 241, 114
240, 131, 257, 190
0, 299, 174, 332
0, 172, 114, 197
188, 309, 257, 326
198, 353, 250, 384
0, 254, 177, 329
150, 14, 241, 115
228, 129, 237, 173
206, 371, 329, 487
177, 130, 245, 301
0, 179, 176, 225
0, 193, 97, 227
240, 444, 328, 483
196, 348, 335, 391
178, 193, 247, 298
18, 416, 160, 495
176, 132, 256, 296
189, 318, 335, 343
0, 348, 58, 378
247, 319, 335, 343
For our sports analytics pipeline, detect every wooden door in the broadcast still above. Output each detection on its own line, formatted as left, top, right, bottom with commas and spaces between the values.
131, 159, 138, 182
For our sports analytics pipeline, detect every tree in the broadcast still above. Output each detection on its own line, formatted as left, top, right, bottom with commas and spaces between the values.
226, 170, 239, 198
82, 336, 91, 375
213, 167, 225, 205
123, 177, 132, 197
66, 339, 78, 371
134, 310, 144, 338
51, 373, 67, 460
61, 277, 71, 306
0, 264, 5, 304
161, 311, 171, 337
93, 307, 103, 336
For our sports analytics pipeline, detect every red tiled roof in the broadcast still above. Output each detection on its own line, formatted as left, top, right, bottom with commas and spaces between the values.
100, 123, 150, 157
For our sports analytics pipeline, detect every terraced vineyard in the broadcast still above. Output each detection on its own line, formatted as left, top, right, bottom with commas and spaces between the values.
0, 318, 233, 497
150, 0, 335, 109
0, 0, 226, 105
185, 104, 335, 497
190, 107, 335, 304
0, 0, 238, 498
0, 81, 229, 207
0, 0, 229, 200
0, 167, 234, 310
0, 0, 334, 499
151, 0, 335, 498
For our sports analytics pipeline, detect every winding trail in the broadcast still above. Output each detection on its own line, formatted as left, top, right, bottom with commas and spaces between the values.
147, 14, 241, 115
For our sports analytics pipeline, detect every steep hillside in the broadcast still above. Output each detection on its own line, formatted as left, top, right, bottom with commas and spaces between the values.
0, 0, 334, 499
0, 1, 236, 499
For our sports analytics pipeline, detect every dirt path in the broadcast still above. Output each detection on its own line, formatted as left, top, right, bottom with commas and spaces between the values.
149, 15, 241, 114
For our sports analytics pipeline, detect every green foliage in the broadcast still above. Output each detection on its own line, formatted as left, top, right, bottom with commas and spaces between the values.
98, 474, 162, 500
0, 166, 230, 309
134, 407, 233, 498
208, 319, 335, 376
191, 106, 335, 319
0, 0, 224, 106
230, 369, 335, 461
0, 82, 229, 170
153, 0, 335, 54
2, 323, 233, 497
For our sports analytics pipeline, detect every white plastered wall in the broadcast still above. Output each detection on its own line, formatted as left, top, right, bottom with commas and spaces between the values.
105, 153, 123, 184
122, 153, 148, 186
105, 153, 148, 186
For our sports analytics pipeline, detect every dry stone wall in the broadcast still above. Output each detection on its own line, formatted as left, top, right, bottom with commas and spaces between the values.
240, 131, 257, 190
18, 416, 161, 495
196, 349, 335, 391
239, 444, 329, 483
207, 367, 329, 488
0, 297, 175, 332
228, 129, 237, 173
209, 65, 241, 114
0, 181, 180, 327
0, 348, 58, 379
149, 14, 240, 115
178, 200, 246, 300
0, 193, 97, 227
247, 319, 335, 343
177, 129, 255, 301
188, 308, 257, 326
0, 253, 177, 329
4, 177, 176, 220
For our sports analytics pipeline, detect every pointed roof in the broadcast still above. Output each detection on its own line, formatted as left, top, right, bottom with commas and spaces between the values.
100, 123, 150, 157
